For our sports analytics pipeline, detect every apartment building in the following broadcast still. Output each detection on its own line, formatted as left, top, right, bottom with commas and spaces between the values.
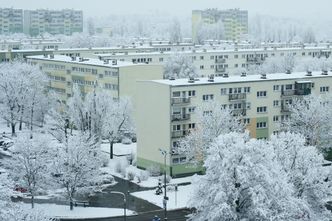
26, 55, 163, 103
0, 8, 23, 34
23, 9, 83, 36
97, 45, 332, 77
192, 9, 248, 43
136, 71, 332, 177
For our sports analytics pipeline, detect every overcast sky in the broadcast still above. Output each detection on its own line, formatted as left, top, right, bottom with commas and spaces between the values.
1, 0, 331, 20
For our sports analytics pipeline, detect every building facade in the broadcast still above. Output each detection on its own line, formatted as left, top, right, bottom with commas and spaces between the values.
0, 8, 23, 35
192, 9, 248, 43
23, 9, 83, 36
136, 71, 332, 177
26, 55, 163, 103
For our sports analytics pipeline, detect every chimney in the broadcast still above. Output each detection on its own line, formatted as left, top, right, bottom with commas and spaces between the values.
306, 70, 312, 76
261, 73, 267, 79
223, 73, 229, 78
286, 69, 291, 74
169, 76, 175, 80
241, 72, 247, 77
112, 60, 117, 65
188, 76, 195, 83
322, 70, 328, 75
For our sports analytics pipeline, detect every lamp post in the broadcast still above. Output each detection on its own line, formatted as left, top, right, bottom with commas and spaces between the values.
159, 148, 168, 221
110, 191, 126, 221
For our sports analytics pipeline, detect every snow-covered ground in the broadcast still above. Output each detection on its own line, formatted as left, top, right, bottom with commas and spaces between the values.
131, 184, 193, 209
101, 141, 137, 156
20, 203, 135, 219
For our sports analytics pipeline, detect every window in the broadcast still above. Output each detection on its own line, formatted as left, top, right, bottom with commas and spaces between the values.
200, 65, 204, 70
188, 123, 196, 129
242, 64, 246, 68
200, 56, 204, 60
320, 86, 329, 93
210, 65, 215, 69
234, 87, 242, 94
159, 58, 163, 62
285, 84, 293, 90
203, 94, 214, 101
246, 102, 251, 109
257, 122, 267, 128
224, 55, 228, 59
281, 115, 289, 121
273, 100, 280, 107
244, 118, 250, 124
234, 55, 238, 59
210, 56, 215, 60
172, 158, 179, 164
244, 87, 251, 93
302, 52, 305, 56
273, 85, 280, 91
172, 91, 181, 97
234, 64, 238, 68
192, 56, 196, 60
257, 106, 267, 113
273, 116, 279, 122
188, 90, 196, 97
221, 88, 227, 95
234, 103, 242, 109
188, 107, 196, 113
172, 125, 181, 131
273, 131, 280, 135
257, 91, 267, 97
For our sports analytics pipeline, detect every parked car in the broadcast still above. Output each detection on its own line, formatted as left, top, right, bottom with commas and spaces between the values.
14, 185, 27, 193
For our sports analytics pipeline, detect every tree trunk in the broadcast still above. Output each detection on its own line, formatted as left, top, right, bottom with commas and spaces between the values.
11, 123, 16, 137
70, 197, 74, 210
19, 106, 24, 131
109, 140, 114, 159
30, 106, 34, 139
31, 195, 34, 209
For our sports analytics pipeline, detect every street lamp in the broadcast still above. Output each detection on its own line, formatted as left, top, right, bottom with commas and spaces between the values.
159, 148, 168, 221
110, 191, 126, 221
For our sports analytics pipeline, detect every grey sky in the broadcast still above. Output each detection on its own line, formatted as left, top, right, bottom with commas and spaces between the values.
1, 0, 331, 19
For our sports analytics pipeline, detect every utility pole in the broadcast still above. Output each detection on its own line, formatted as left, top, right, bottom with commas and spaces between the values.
159, 148, 168, 221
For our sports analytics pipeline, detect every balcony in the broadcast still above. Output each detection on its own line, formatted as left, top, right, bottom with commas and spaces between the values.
171, 130, 189, 138
171, 97, 191, 105
171, 114, 190, 122
229, 93, 246, 101
247, 57, 264, 63
216, 58, 226, 63
232, 109, 246, 116
281, 90, 295, 97
281, 104, 290, 113
295, 88, 311, 96
216, 67, 226, 73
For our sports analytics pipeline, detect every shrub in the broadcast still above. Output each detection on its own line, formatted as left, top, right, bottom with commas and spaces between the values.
126, 171, 135, 181
139, 170, 150, 181
147, 164, 161, 176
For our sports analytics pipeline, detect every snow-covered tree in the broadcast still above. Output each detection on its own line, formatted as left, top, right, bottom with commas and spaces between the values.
163, 53, 198, 79
169, 18, 182, 43
189, 132, 312, 221
0, 174, 53, 221
51, 134, 102, 210
0, 61, 47, 136
102, 97, 135, 159
6, 136, 50, 209
269, 132, 331, 220
178, 101, 244, 163
280, 94, 332, 152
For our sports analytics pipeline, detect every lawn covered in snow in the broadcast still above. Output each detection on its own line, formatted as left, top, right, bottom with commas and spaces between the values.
20, 203, 135, 219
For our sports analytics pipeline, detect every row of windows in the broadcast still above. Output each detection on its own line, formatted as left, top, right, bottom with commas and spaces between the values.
273, 115, 290, 122
47, 75, 66, 82
172, 123, 196, 131
104, 70, 119, 77
72, 66, 97, 74
72, 79, 96, 86
104, 83, 119, 90
42, 63, 65, 70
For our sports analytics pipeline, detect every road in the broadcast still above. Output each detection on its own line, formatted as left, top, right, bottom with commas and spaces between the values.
60, 208, 191, 221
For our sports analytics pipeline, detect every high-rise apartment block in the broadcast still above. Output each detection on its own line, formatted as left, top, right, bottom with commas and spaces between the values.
192, 9, 248, 43
0, 8, 23, 34
23, 9, 83, 36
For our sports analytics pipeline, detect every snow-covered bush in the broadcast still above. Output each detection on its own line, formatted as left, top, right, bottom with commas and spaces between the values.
100, 152, 109, 167
147, 164, 161, 176
126, 171, 135, 181
138, 170, 150, 181
115, 160, 127, 177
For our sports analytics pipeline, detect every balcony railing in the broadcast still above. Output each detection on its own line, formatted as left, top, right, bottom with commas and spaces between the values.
281, 104, 290, 113
295, 88, 311, 96
171, 130, 189, 138
171, 97, 191, 105
216, 58, 226, 63
231, 109, 247, 116
281, 90, 295, 96
171, 114, 190, 121
229, 93, 246, 101
216, 67, 226, 73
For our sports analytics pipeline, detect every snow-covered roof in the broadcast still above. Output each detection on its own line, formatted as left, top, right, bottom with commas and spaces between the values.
26, 55, 143, 68
96, 46, 330, 57
149, 71, 332, 87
